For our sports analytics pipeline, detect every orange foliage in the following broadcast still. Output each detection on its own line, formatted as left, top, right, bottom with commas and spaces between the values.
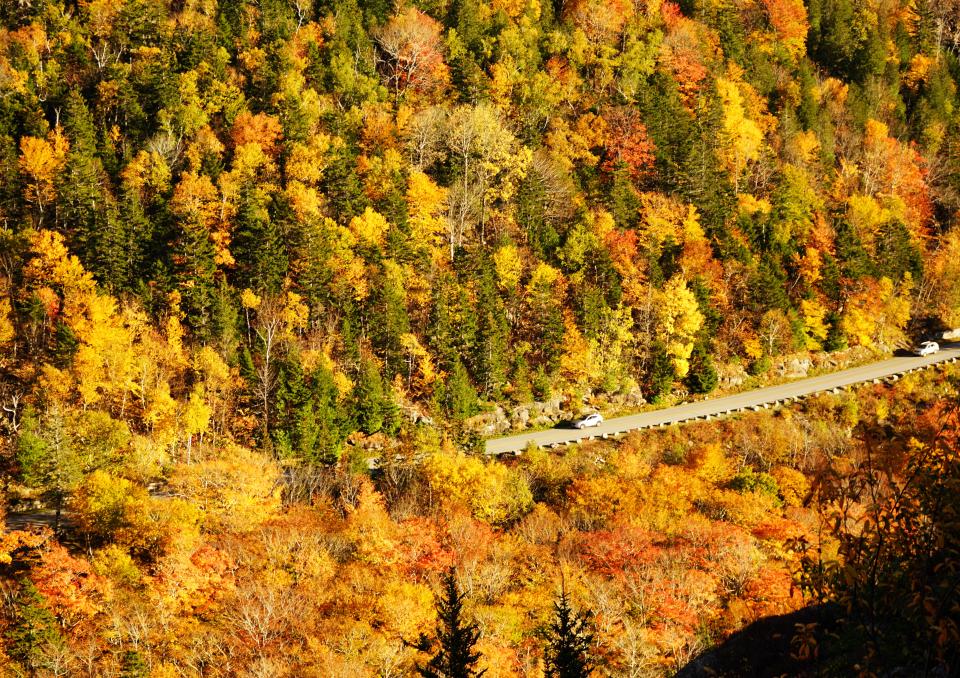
231, 111, 284, 158
32, 544, 110, 629
600, 107, 656, 182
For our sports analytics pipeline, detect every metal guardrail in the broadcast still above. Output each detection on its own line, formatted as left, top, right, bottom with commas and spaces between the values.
484, 347, 960, 456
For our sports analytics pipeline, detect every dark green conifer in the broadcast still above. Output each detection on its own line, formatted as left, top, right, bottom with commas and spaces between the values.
544, 590, 595, 678
419, 569, 486, 678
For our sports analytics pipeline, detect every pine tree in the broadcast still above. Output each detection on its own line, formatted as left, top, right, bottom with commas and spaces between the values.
419, 569, 486, 678
445, 358, 478, 421
544, 590, 595, 678
7, 579, 66, 672
685, 340, 719, 394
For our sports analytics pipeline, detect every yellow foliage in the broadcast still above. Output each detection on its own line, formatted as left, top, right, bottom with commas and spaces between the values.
589, 207, 616, 241
24, 229, 95, 296
770, 466, 809, 508
0, 297, 14, 346
240, 288, 261, 310
738, 193, 772, 217
377, 580, 435, 640
842, 275, 912, 348
527, 261, 561, 293
350, 207, 391, 248
693, 443, 734, 485
344, 480, 399, 565
407, 170, 448, 252
285, 180, 324, 221
788, 130, 821, 164
121, 149, 171, 198
182, 385, 212, 437
716, 77, 763, 186
847, 194, 890, 252
400, 332, 437, 393
653, 275, 704, 378
424, 453, 533, 526
167, 444, 281, 534
559, 311, 595, 385
281, 290, 310, 337
19, 131, 68, 213
493, 244, 523, 292
286, 135, 331, 184
638, 193, 704, 252
800, 298, 829, 349
638, 465, 704, 532
194, 345, 231, 387
568, 473, 635, 529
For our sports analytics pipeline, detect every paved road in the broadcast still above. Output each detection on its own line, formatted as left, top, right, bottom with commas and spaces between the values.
485, 344, 960, 455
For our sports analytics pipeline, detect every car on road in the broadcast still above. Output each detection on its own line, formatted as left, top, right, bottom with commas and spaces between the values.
913, 340, 940, 357
572, 413, 604, 429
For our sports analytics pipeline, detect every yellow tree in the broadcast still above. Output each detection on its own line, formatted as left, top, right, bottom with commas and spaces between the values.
406, 170, 447, 263
181, 385, 212, 464
241, 289, 309, 439
716, 77, 764, 194
842, 276, 913, 349
653, 276, 704, 378
19, 132, 69, 222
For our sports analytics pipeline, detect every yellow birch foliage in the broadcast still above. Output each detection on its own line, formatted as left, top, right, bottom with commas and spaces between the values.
350, 207, 391, 248
167, 444, 281, 534
344, 480, 400, 566
842, 275, 913, 348
407, 170, 448, 253
493, 243, 523, 292
653, 275, 704, 378
559, 311, 596, 385
716, 77, 763, 188
800, 297, 829, 349
19, 131, 68, 216
0, 297, 14, 346
424, 453, 533, 526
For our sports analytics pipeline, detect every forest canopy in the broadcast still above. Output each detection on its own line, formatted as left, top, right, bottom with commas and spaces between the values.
0, 0, 959, 675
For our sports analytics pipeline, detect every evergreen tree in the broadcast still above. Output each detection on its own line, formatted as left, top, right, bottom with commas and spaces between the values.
6, 579, 66, 673
544, 590, 595, 678
232, 189, 288, 294
473, 271, 509, 397
685, 340, 719, 394
445, 358, 478, 421
646, 342, 676, 403
119, 649, 149, 678
419, 569, 486, 678
354, 357, 401, 436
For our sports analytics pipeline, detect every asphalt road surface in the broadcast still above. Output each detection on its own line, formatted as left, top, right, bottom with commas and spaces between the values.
485, 344, 960, 456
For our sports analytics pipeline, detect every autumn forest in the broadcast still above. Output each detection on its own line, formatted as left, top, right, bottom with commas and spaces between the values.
0, 0, 959, 675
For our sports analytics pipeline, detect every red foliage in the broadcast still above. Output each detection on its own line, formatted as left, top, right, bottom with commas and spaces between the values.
32, 544, 108, 629
600, 107, 656, 181
398, 517, 455, 580
375, 8, 449, 100
575, 528, 662, 575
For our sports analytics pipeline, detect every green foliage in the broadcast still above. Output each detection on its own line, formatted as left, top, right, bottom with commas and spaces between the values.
444, 359, 479, 422
729, 468, 780, 501
419, 568, 485, 678
685, 341, 719, 394
646, 343, 676, 403
6, 580, 65, 673
544, 590, 595, 678
354, 357, 400, 436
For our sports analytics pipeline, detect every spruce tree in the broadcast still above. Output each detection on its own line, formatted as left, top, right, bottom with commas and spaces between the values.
544, 590, 595, 678
419, 569, 486, 678
7, 579, 66, 672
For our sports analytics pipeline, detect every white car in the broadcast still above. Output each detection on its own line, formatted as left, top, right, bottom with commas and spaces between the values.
573, 413, 604, 429
913, 341, 940, 357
